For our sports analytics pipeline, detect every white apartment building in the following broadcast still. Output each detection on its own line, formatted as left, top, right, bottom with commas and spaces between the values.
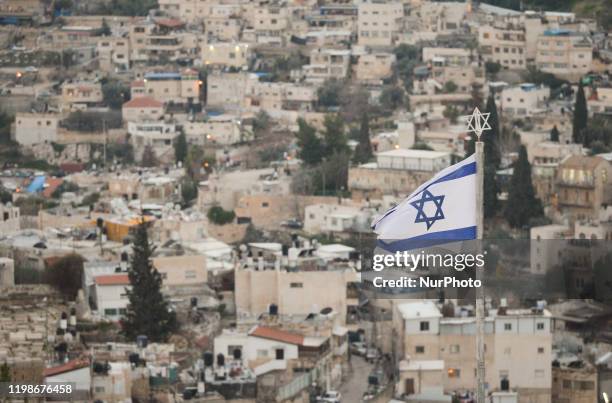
478, 25, 526, 69
535, 30, 592, 82
129, 121, 179, 164
0, 203, 20, 238
158, 0, 211, 23
497, 83, 550, 117
201, 42, 251, 69
357, 1, 403, 47
376, 149, 452, 172
530, 224, 571, 274
303, 48, 351, 83
354, 52, 396, 83
60, 81, 103, 110
122, 97, 165, 122
92, 274, 130, 320
253, 5, 289, 45
14, 113, 59, 146
183, 115, 242, 146
97, 37, 130, 72
207, 72, 257, 110
394, 301, 552, 403
303, 203, 373, 234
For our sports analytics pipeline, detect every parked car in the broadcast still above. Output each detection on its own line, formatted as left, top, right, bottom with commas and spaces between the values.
366, 347, 380, 362
316, 390, 341, 402
350, 341, 367, 356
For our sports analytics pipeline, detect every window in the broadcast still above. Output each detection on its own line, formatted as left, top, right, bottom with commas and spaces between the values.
563, 379, 572, 389
504, 323, 512, 331
535, 369, 545, 378
95, 386, 105, 393
537, 322, 545, 330
450, 344, 460, 353
447, 368, 460, 378
415, 346, 425, 354
262, 202, 269, 207
104, 308, 118, 316
537, 347, 544, 354
290, 282, 303, 288
185, 270, 196, 279
419, 321, 429, 331
119, 308, 127, 315
275, 348, 284, 359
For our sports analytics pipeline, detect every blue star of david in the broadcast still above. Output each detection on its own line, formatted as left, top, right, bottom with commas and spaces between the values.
410, 189, 445, 230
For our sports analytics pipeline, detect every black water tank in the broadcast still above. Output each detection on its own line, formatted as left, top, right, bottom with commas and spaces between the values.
203, 352, 214, 367
136, 335, 148, 348
501, 378, 510, 391
121, 251, 129, 262
233, 348, 242, 360
191, 297, 198, 307
128, 353, 140, 365
269, 304, 278, 315
282, 245, 289, 256
216, 353, 225, 367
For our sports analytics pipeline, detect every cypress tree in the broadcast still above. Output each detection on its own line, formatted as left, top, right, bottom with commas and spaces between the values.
122, 221, 178, 342
352, 113, 373, 164
504, 146, 543, 228
296, 118, 323, 165
174, 132, 188, 164
572, 83, 588, 145
550, 125, 560, 142
322, 114, 348, 157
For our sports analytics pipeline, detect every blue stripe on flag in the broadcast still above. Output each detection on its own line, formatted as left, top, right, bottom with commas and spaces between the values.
376, 226, 477, 252
425, 161, 476, 190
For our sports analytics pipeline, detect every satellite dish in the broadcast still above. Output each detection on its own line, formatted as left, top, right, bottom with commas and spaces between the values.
320, 307, 333, 315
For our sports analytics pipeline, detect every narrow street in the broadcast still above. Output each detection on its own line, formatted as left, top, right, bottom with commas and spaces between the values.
339, 355, 374, 402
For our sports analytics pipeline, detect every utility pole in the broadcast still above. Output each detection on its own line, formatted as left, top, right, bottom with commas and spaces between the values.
103, 119, 107, 170
464, 107, 491, 403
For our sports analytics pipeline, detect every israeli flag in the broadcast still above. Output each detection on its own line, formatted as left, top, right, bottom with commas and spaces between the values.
372, 154, 477, 252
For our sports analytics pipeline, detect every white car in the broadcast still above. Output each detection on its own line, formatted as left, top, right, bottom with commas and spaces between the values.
316, 390, 341, 402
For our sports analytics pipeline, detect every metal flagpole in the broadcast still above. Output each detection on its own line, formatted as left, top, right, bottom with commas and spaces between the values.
464, 107, 491, 403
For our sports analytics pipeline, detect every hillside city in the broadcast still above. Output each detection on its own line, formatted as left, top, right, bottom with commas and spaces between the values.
0, 0, 612, 402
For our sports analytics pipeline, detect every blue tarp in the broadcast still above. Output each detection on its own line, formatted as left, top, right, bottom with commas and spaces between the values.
26, 176, 45, 193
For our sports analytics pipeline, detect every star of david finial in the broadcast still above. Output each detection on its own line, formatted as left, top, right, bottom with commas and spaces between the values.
463, 107, 491, 141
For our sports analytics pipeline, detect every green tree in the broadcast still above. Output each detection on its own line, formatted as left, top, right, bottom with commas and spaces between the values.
296, 118, 323, 165
122, 221, 178, 342
174, 132, 188, 164
317, 79, 344, 108
504, 146, 543, 228
322, 114, 348, 157
573, 83, 588, 145
181, 177, 197, 205
0, 112, 12, 144
44, 254, 83, 299
102, 80, 129, 109
379, 86, 404, 112
252, 110, 271, 138
485, 61, 501, 76
443, 81, 458, 93
550, 125, 560, 142
0, 361, 10, 382
352, 113, 373, 164
207, 206, 235, 225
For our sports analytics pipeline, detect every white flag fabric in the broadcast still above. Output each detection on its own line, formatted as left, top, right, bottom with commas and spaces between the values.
372, 154, 477, 252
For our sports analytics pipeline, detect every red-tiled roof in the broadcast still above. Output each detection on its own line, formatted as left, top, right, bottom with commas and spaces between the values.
42, 177, 63, 198
131, 80, 145, 88
249, 326, 304, 345
43, 359, 89, 377
94, 274, 130, 286
123, 97, 163, 109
